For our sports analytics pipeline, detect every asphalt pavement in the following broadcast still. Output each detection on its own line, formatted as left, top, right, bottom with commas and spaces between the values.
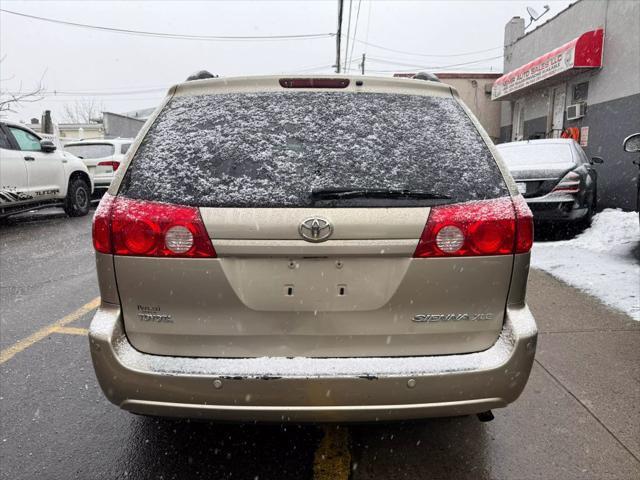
1, 208, 638, 480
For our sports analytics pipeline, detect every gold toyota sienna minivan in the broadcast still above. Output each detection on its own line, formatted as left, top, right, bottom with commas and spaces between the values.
89, 75, 537, 422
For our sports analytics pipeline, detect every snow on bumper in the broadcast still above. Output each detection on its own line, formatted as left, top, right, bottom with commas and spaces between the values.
88, 304, 537, 422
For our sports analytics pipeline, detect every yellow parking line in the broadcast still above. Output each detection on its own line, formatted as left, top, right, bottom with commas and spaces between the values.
55, 326, 89, 336
313, 425, 351, 480
0, 297, 100, 364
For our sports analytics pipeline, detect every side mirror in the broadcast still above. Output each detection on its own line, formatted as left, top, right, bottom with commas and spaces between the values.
623, 133, 640, 153
590, 156, 604, 164
40, 139, 57, 153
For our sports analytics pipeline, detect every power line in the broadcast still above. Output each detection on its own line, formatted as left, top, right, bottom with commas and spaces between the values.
363, 1, 373, 52
366, 66, 499, 74
0, 8, 336, 42
346, 0, 363, 73
3, 88, 167, 97
353, 38, 503, 58
365, 54, 503, 70
2, 90, 166, 100
26, 97, 164, 103
343, 0, 354, 72
40, 84, 168, 92
290, 63, 336, 73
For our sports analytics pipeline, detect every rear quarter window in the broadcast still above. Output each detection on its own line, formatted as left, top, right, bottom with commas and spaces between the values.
120, 92, 508, 207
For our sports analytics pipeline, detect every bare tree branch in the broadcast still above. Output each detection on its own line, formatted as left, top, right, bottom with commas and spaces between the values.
62, 98, 104, 123
0, 59, 46, 113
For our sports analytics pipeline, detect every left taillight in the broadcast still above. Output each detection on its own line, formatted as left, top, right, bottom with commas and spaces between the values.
91, 194, 216, 258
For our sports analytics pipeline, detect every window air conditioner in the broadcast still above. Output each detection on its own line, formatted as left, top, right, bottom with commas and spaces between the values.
566, 103, 586, 120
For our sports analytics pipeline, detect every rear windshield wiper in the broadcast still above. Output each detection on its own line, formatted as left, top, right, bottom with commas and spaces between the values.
310, 188, 451, 200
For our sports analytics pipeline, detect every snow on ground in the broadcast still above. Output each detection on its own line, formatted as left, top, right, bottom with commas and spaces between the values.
531, 209, 640, 320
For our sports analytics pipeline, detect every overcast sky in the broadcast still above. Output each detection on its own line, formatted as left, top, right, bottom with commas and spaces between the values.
1, 0, 574, 123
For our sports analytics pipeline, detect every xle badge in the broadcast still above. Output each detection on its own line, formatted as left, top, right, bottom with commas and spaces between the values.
137, 305, 173, 323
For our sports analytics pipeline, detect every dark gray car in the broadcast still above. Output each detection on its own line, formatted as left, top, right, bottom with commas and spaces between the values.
496, 139, 602, 226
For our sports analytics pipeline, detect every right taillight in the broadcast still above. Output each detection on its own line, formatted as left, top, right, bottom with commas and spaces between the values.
413, 196, 533, 257
513, 194, 534, 253
91, 194, 216, 258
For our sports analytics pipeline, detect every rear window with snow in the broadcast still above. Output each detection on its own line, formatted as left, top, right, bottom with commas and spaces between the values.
119, 92, 507, 207
65, 143, 115, 159
497, 143, 576, 167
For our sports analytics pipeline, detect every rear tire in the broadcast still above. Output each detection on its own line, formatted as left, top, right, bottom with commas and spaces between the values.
575, 190, 596, 231
64, 177, 91, 217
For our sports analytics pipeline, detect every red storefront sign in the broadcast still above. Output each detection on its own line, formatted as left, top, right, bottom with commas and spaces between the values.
492, 29, 604, 100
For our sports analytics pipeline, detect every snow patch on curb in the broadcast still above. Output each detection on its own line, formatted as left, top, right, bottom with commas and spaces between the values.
531, 209, 640, 320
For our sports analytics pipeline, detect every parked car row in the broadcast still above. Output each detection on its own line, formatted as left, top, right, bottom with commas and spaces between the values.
0, 120, 132, 219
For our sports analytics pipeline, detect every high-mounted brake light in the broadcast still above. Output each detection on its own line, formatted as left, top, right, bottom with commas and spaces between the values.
551, 171, 581, 194
279, 78, 350, 89
92, 194, 216, 258
97, 160, 120, 171
413, 196, 533, 257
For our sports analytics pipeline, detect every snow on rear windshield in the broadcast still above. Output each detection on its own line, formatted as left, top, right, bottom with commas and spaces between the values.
120, 92, 507, 207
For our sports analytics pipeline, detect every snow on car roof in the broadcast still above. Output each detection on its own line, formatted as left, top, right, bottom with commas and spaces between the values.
171, 74, 457, 99
497, 139, 578, 148
65, 138, 134, 145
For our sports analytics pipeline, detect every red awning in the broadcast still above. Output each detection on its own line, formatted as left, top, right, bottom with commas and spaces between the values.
492, 29, 604, 100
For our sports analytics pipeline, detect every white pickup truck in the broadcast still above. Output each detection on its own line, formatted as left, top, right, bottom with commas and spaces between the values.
0, 120, 93, 219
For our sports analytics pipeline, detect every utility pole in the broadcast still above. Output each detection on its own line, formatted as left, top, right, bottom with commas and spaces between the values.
360, 53, 366, 75
335, 0, 344, 73
41, 110, 53, 134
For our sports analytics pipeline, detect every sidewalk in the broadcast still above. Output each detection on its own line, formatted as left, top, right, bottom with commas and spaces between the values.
528, 268, 640, 460
350, 269, 640, 480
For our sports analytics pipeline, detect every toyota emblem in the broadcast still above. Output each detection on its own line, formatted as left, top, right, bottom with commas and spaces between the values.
298, 217, 333, 243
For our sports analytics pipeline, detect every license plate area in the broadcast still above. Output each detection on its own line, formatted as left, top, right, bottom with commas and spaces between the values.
219, 257, 411, 312
516, 182, 527, 194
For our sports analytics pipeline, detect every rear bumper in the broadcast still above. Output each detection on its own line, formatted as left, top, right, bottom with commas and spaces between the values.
93, 182, 112, 190
526, 195, 586, 221
88, 304, 537, 422
92, 173, 114, 190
